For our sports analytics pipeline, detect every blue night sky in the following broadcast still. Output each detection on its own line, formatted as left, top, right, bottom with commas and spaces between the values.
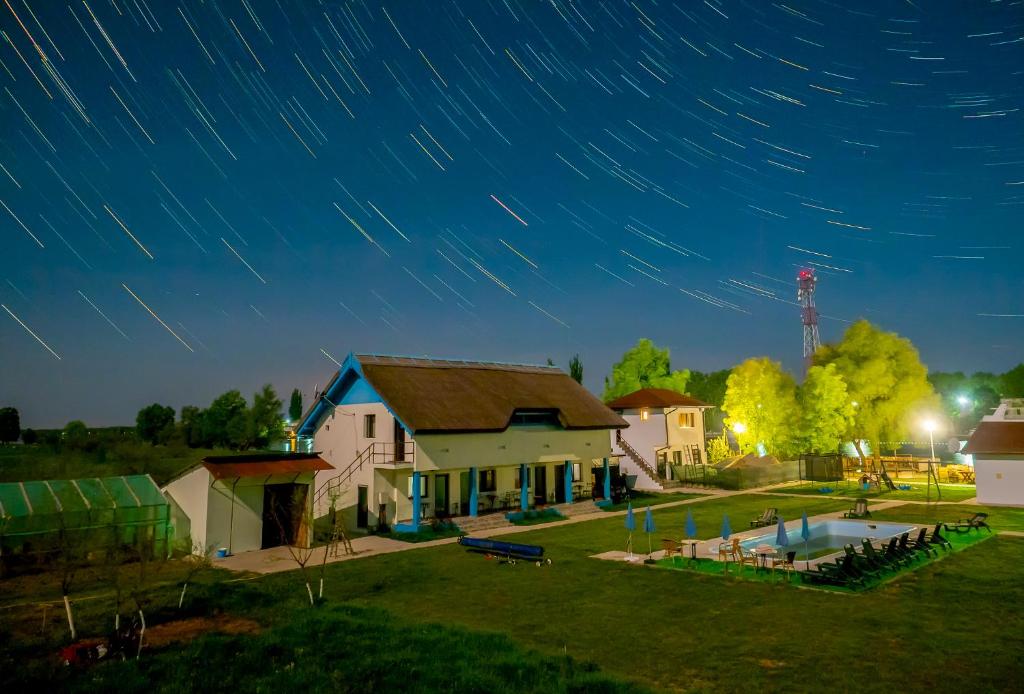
1, 1, 1021, 427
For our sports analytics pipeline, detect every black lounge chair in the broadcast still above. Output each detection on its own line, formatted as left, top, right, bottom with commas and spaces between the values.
883, 537, 913, 567
750, 507, 778, 528
896, 532, 925, 562
860, 539, 896, 571
843, 544, 882, 579
927, 523, 953, 552
843, 498, 871, 519
944, 512, 992, 534
802, 554, 865, 588
908, 527, 937, 558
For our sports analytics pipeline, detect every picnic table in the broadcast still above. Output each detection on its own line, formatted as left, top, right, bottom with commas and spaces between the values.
754, 545, 776, 572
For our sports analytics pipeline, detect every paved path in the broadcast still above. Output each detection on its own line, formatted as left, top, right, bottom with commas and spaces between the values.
216, 489, 745, 575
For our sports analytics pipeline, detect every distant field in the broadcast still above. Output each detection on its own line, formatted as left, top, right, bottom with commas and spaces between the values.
0, 445, 243, 486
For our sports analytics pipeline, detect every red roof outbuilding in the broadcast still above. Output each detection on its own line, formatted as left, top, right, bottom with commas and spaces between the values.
201, 453, 333, 480
605, 388, 711, 410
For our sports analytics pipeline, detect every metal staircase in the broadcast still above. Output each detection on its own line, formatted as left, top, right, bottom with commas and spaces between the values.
313, 441, 415, 511
615, 430, 664, 488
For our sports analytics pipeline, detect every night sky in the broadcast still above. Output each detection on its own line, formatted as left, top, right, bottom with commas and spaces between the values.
1, 1, 1021, 428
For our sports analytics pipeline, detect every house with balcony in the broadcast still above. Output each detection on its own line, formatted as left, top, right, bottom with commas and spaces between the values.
296, 354, 627, 532
606, 388, 712, 490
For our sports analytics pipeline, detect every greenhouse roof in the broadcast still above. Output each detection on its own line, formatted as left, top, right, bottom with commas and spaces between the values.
0, 474, 166, 519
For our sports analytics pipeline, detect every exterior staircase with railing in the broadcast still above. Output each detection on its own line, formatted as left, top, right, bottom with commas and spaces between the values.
313, 441, 415, 513
615, 430, 664, 490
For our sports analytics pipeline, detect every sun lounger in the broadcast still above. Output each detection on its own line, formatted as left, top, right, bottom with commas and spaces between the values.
883, 537, 913, 567
943, 512, 991, 534
907, 527, 937, 558
861, 539, 897, 570
927, 524, 953, 551
750, 507, 778, 528
843, 498, 871, 519
896, 533, 924, 562
844, 544, 882, 579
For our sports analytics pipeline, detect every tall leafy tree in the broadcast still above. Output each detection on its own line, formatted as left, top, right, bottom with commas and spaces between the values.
200, 391, 248, 448
250, 384, 284, 448
179, 405, 202, 447
568, 354, 583, 384
722, 357, 798, 457
1003, 363, 1024, 397
797, 364, 855, 454
0, 407, 19, 445
136, 403, 175, 445
63, 420, 88, 449
288, 388, 304, 422
815, 320, 937, 462
686, 370, 731, 407
603, 338, 690, 401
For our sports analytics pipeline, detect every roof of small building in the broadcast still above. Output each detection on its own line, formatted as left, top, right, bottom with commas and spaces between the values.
963, 421, 1024, 456
605, 388, 711, 410
357, 355, 626, 434
200, 452, 333, 480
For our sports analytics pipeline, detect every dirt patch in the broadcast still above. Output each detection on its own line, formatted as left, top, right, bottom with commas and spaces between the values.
144, 614, 261, 648
758, 659, 787, 669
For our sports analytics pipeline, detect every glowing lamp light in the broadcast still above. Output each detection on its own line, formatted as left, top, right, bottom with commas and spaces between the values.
922, 419, 938, 433
956, 395, 970, 407
733, 422, 747, 434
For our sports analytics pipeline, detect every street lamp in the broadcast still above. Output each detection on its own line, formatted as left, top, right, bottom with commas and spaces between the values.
956, 395, 970, 408
921, 418, 940, 503
732, 422, 747, 434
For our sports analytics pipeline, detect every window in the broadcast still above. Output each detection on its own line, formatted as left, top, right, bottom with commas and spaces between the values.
479, 469, 497, 492
672, 450, 683, 465
640, 408, 650, 421
678, 412, 695, 428
572, 462, 581, 482
407, 474, 427, 498
509, 409, 560, 426
363, 414, 376, 438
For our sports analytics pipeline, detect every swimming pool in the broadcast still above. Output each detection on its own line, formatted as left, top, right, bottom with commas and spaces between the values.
740, 519, 917, 561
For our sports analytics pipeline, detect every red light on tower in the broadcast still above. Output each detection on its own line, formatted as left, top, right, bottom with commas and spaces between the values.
797, 268, 820, 371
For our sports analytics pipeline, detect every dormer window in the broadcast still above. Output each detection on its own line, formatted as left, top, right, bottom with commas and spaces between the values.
509, 409, 560, 427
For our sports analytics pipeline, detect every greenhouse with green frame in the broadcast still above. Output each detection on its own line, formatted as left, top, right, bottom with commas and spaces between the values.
0, 474, 170, 573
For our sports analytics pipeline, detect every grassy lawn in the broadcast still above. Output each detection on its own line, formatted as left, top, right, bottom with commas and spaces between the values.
383, 524, 465, 543
509, 509, 567, 526
601, 490, 705, 512
769, 482, 978, 503
3, 494, 1022, 692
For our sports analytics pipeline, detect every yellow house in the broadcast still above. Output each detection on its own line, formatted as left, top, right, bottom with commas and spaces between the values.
606, 388, 712, 490
295, 354, 627, 532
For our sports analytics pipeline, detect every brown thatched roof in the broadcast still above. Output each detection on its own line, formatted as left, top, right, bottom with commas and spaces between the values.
964, 421, 1024, 456
357, 355, 626, 434
605, 388, 711, 410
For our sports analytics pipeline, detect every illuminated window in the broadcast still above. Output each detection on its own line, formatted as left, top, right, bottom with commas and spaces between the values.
363, 414, 376, 438
678, 412, 695, 428
640, 408, 649, 421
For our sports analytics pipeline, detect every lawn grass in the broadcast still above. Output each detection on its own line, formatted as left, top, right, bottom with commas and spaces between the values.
508, 508, 567, 526
3, 493, 1023, 692
768, 482, 978, 503
383, 523, 465, 543
600, 490, 705, 512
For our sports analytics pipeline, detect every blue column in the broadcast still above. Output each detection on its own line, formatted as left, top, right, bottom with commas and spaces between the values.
469, 466, 478, 517
564, 460, 574, 504
411, 471, 421, 528
603, 457, 611, 500
520, 464, 529, 510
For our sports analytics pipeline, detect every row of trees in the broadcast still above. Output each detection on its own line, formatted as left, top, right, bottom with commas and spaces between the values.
601, 320, 1020, 462
137, 385, 287, 450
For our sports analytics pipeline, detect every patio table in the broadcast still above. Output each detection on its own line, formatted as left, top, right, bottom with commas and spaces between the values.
960, 470, 975, 483
755, 545, 775, 572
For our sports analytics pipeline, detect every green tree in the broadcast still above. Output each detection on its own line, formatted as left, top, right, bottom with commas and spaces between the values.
722, 358, 798, 457
706, 433, 732, 465
200, 391, 248, 448
288, 388, 303, 422
63, 420, 88, 449
136, 403, 175, 445
179, 405, 202, 447
686, 370, 731, 407
815, 320, 937, 463
250, 384, 284, 448
1003, 363, 1024, 397
797, 363, 855, 454
20, 428, 38, 445
603, 339, 690, 401
569, 354, 583, 384
0, 407, 19, 444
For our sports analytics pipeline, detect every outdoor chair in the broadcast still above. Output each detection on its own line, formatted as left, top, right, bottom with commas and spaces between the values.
896, 533, 923, 563
738, 547, 759, 573
860, 540, 896, 571
774, 550, 797, 579
908, 527, 937, 558
844, 544, 882, 579
749, 508, 778, 528
661, 538, 682, 559
843, 498, 871, 519
927, 524, 953, 552
882, 537, 912, 567
944, 512, 991, 534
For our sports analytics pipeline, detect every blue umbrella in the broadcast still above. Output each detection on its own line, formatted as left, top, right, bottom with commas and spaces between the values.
685, 508, 697, 539
801, 511, 811, 569
644, 507, 656, 559
624, 503, 635, 559
775, 516, 789, 547
721, 514, 732, 541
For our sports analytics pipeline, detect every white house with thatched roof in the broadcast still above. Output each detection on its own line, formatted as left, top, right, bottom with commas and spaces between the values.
294, 354, 626, 532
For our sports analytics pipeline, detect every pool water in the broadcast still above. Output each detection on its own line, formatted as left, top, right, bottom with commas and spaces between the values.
740, 520, 917, 562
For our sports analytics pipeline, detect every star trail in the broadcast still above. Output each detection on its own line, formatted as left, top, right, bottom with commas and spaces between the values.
0, 1, 1021, 426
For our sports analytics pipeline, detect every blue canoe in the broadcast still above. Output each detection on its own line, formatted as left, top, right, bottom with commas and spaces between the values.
458, 536, 550, 564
